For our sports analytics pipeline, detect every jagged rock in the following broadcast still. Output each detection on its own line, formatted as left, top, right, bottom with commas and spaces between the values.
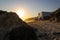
0, 10, 38, 40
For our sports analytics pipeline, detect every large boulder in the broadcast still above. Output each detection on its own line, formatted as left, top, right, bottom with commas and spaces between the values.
4, 26, 38, 40
0, 10, 38, 40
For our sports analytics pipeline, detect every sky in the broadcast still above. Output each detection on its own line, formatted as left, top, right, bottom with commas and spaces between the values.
0, 0, 60, 20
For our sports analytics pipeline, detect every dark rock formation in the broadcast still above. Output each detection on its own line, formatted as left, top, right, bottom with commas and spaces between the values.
5, 27, 37, 40
50, 8, 60, 22
0, 10, 38, 40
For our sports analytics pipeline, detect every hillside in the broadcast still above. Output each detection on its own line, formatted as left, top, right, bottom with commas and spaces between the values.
0, 10, 38, 40
50, 8, 60, 22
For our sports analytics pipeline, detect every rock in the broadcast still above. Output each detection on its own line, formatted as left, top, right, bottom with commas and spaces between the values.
0, 10, 38, 40
4, 27, 38, 40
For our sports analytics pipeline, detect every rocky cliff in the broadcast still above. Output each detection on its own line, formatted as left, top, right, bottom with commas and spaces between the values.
0, 10, 38, 40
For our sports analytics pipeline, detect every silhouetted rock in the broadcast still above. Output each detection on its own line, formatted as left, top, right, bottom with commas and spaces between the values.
50, 8, 60, 22
0, 10, 38, 40
5, 27, 38, 40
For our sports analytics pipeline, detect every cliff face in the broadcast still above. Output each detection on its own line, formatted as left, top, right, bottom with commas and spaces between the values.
0, 10, 38, 40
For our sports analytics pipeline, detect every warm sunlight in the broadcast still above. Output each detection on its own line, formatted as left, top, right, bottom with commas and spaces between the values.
16, 10, 24, 20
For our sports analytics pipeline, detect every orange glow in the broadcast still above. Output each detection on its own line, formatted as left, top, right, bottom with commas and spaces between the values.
14, 8, 31, 21
16, 10, 24, 20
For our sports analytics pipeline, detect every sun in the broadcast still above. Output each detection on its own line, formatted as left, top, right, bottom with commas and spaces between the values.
16, 10, 24, 19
